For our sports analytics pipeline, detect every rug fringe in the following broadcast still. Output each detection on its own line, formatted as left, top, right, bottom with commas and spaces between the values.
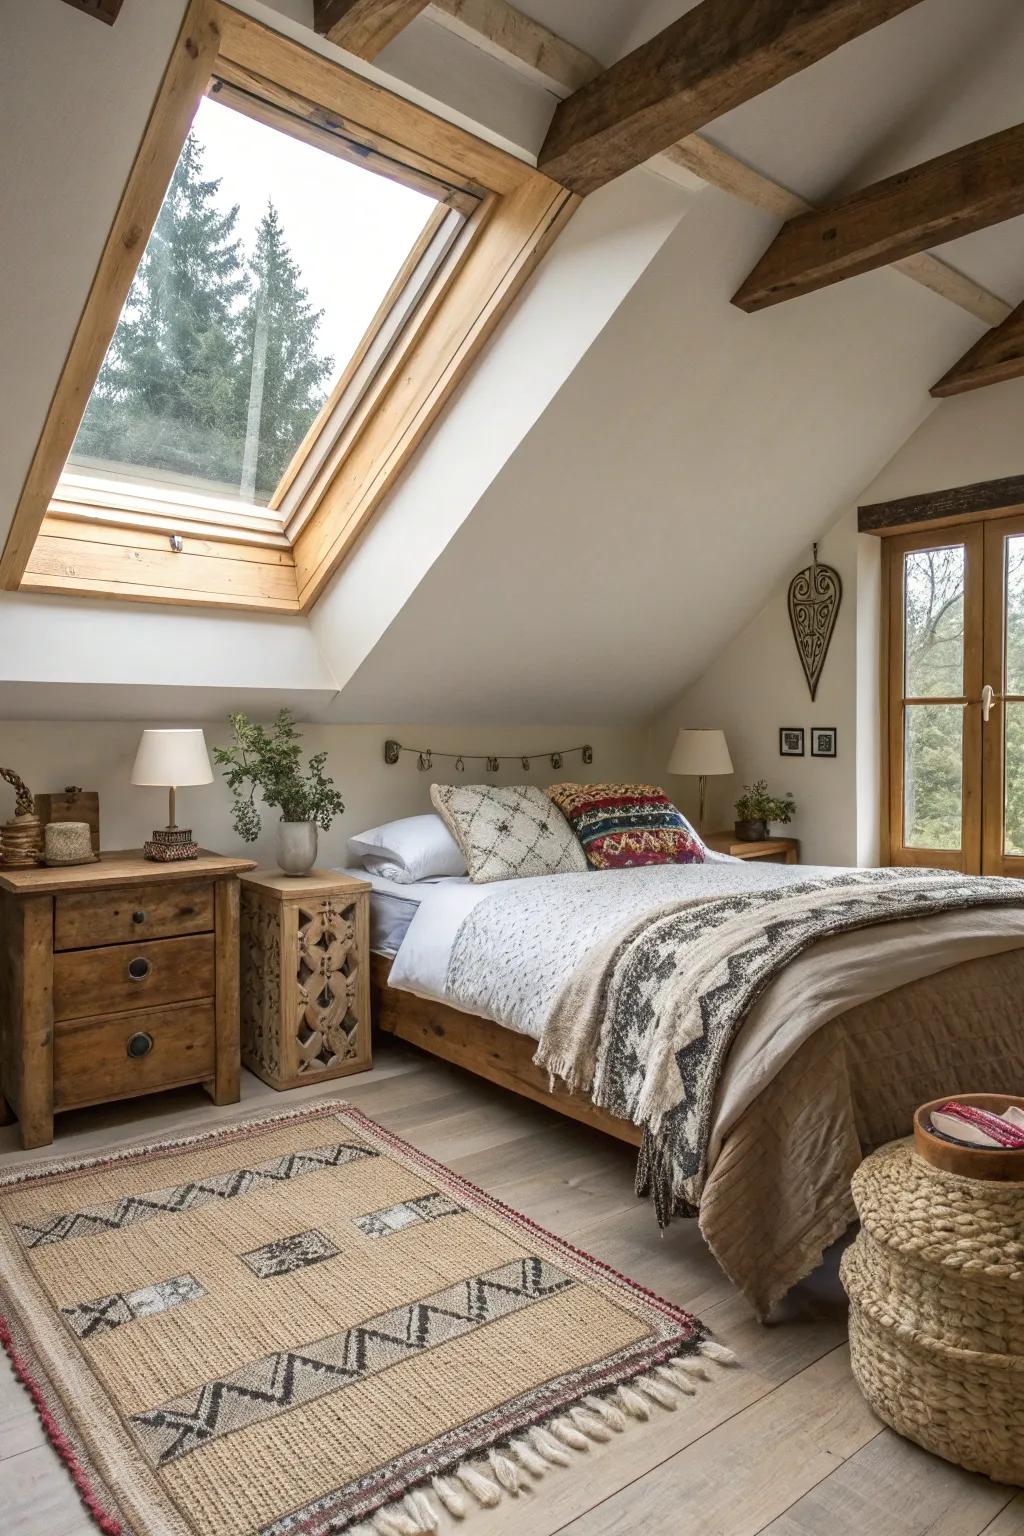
347, 1340, 736, 1533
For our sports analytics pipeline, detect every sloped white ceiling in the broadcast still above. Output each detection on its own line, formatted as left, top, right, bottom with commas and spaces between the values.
326, 0, 1024, 723
330, 187, 981, 723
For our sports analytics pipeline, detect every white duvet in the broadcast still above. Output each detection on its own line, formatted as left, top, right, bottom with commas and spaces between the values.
387, 861, 1024, 1169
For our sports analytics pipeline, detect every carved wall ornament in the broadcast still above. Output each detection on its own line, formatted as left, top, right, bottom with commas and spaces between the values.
787, 544, 842, 702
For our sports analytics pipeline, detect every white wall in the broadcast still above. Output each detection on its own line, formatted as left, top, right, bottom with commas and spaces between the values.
658, 378, 1024, 867
0, 720, 652, 870
0, 593, 337, 718
654, 515, 863, 866
309, 166, 693, 700
335, 185, 982, 724
856, 376, 1024, 501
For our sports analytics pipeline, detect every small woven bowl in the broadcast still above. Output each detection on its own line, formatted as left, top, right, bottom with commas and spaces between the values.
43, 820, 97, 867
914, 1092, 1024, 1182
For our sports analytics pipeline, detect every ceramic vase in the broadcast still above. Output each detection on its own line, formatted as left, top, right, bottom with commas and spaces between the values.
277, 819, 317, 876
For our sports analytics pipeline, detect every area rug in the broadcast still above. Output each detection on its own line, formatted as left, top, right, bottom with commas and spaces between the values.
0, 1097, 736, 1536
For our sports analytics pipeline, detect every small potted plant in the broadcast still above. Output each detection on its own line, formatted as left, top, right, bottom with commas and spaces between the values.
213, 710, 345, 876
733, 779, 796, 842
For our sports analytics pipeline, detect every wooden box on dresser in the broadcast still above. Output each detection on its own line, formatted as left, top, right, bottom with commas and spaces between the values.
0, 850, 255, 1148
239, 869, 371, 1091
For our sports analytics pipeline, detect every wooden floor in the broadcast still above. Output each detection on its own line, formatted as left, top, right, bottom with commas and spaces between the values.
1, 1040, 1021, 1536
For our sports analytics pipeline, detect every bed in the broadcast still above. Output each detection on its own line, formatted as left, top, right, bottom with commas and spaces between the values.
357, 860, 1024, 1318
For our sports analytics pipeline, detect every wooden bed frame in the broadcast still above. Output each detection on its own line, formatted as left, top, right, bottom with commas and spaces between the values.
370, 953, 641, 1147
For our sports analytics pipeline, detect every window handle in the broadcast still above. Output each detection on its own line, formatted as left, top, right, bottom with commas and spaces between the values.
981, 684, 1004, 723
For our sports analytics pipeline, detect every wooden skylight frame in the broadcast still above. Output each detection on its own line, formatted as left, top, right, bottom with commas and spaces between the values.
2, 0, 575, 613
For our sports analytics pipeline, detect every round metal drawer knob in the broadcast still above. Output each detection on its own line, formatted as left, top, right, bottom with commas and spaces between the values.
132, 910, 146, 925
127, 1032, 154, 1059
127, 956, 152, 981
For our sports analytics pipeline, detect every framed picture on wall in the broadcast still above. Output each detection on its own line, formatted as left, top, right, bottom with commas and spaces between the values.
779, 727, 804, 757
811, 727, 838, 758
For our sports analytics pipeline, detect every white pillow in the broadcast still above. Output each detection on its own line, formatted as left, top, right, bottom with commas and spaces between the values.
348, 814, 467, 884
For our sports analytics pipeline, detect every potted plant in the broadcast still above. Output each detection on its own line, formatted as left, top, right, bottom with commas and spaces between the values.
733, 780, 796, 843
213, 710, 345, 876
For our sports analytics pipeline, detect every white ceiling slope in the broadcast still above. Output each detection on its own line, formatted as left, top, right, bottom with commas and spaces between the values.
331, 187, 981, 724
0, 592, 339, 721
309, 167, 694, 698
324, 0, 1024, 723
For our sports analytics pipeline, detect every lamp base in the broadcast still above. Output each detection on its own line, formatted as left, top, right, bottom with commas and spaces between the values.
143, 827, 200, 862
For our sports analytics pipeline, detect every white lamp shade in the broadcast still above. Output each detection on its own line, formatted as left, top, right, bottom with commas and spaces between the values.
667, 728, 733, 778
131, 729, 213, 788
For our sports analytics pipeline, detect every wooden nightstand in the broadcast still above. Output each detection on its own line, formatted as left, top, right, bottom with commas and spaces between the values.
239, 869, 371, 1091
705, 833, 800, 864
0, 850, 255, 1148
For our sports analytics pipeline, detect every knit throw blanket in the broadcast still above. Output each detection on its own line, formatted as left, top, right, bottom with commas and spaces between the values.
532, 868, 1024, 1224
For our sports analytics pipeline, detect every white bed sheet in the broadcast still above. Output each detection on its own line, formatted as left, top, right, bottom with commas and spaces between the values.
339, 867, 469, 957
386, 862, 1024, 1172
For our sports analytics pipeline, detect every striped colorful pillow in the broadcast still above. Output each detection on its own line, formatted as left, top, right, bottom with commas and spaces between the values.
546, 783, 705, 870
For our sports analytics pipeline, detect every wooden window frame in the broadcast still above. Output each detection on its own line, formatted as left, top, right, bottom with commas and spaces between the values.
882, 523, 983, 871
1, 0, 576, 613
877, 499, 1024, 870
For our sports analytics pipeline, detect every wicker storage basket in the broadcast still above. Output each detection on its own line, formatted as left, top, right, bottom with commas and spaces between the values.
841, 1140, 1024, 1485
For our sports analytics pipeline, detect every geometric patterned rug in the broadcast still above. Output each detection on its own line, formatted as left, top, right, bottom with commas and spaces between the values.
0, 1099, 735, 1535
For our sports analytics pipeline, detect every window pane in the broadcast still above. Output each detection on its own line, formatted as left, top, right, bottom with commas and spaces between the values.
1005, 535, 1024, 696
1004, 702, 1024, 855
903, 546, 965, 698
69, 97, 438, 505
904, 704, 963, 850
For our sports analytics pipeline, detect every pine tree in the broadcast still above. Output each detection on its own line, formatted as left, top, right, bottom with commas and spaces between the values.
74, 133, 247, 486
235, 201, 333, 501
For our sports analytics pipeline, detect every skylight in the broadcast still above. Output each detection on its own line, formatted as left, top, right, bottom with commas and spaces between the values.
67, 94, 439, 508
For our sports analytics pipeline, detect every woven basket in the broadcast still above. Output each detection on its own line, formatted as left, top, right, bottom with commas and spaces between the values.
841, 1140, 1024, 1485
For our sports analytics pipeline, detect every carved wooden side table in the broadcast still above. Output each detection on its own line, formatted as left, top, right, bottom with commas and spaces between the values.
239, 869, 371, 1090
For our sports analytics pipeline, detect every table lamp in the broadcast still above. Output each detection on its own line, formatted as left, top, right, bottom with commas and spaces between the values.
131, 729, 213, 862
667, 728, 733, 834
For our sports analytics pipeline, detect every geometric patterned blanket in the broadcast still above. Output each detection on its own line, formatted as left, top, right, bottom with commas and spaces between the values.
535, 868, 1024, 1223
0, 1099, 734, 1536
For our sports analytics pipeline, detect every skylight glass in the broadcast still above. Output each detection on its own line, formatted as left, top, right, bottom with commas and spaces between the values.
68, 95, 439, 506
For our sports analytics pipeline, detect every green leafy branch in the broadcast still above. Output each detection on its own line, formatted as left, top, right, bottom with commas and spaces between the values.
212, 710, 345, 843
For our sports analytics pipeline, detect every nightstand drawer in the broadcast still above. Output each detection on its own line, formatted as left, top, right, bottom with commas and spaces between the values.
54, 1000, 216, 1109
53, 933, 215, 1022
54, 880, 214, 950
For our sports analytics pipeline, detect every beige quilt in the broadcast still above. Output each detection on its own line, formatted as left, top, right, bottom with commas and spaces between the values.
699, 945, 1024, 1317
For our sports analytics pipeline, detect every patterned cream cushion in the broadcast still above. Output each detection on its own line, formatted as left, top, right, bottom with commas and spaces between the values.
430, 783, 588, 884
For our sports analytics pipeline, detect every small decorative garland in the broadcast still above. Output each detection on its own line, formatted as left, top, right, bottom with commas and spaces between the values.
384, 740, 593, 774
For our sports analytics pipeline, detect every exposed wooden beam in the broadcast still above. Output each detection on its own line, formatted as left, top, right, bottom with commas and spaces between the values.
419, 0, 1010, 326
314, 0, 431, 61
892, 253, 1011, 328
427, 0, 596, 95
859, 473, 1024, 534
734, 120, 1024, 312
537, 0, 927, 197
60, 0, 125, 22
661, 139, 1012, 327
931, 299, 1024, 397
